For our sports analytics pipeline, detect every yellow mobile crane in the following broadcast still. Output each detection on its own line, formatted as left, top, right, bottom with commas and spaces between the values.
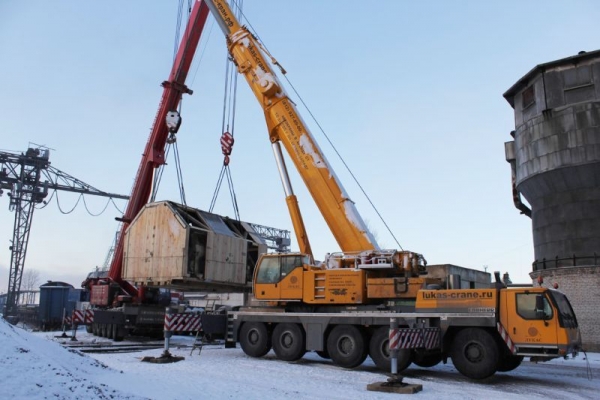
204, 0, 581, 379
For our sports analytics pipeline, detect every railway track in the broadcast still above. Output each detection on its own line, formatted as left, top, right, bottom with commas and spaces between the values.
60, 338, 224, 354
61, 341, 166, 354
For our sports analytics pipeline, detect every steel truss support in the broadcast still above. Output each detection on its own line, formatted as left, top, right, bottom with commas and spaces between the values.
0, 147, 128, 319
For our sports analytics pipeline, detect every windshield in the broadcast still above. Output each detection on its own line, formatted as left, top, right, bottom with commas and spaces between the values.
255, 254, 309, 284
548, 290, 578, 329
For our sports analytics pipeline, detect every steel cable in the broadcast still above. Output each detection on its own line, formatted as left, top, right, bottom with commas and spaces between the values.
209, 0, 243, 219
281, 74, 404, 251
173, 141, 187, 206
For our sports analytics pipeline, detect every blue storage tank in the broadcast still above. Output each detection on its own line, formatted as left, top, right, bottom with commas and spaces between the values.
38, 281, 76, 331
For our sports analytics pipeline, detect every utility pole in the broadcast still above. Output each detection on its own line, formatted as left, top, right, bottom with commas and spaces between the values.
0, 147, 129, 322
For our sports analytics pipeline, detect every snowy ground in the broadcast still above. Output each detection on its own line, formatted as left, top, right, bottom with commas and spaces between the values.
1, 319, 598, 400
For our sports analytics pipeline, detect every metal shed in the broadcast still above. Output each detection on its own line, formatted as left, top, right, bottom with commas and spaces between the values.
38, 281, 77, 331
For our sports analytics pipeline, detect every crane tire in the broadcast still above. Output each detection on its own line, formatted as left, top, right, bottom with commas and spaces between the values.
239, 322, 271, 358
327, 325, 368, 369
451, 328, 499, 379
497, 355, 524, 372
413, 351, 442, 368
369, 326, 412, 372
272, 323, 306, 361
316, 349, 330, 359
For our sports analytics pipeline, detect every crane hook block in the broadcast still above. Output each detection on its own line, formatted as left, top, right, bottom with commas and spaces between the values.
221, 132, 234, 156
166, 111, 182, 133
221, 132, 234, 166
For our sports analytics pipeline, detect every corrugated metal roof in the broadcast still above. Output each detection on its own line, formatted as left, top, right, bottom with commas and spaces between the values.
240, 221, 267, 245
197, 210, 237, 237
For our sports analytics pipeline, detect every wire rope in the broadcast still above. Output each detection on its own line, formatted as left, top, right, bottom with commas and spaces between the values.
209, 165, 226, 213
150, 144, 172, 202
173, 0, 185, 63
173, 141, 187, 206
281, 75, 404, 251
209, 0, 243, 220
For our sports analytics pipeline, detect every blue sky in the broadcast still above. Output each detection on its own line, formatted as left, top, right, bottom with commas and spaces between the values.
0, 0, 598, 292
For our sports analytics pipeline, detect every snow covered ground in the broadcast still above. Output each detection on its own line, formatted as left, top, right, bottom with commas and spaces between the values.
1, 319, 598, 399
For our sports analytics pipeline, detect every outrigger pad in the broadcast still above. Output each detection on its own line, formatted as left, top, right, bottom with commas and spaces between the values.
366, 375, 423, 394
141, 351, 185, 364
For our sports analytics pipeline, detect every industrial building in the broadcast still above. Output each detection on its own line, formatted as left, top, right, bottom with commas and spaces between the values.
504, 49, 600, 351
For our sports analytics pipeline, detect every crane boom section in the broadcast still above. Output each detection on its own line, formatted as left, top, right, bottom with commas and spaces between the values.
205, 0, 379, 252
107, 1, 210, 288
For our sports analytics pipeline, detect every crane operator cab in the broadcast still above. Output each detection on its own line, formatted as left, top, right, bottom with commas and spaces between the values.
254, 253, 312, 301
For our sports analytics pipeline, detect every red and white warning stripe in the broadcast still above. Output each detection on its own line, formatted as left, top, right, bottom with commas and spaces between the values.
71, 310, 84, 324
63, 315, 72, 325
164, 314, 202, 333
389, 328, 401, 350
221, 132, 234, 166
389, 328, 441, 350
497, 322, 518, 354
84, 309, 94, 324
220, 131, 234, 155
422, 328, 441, 349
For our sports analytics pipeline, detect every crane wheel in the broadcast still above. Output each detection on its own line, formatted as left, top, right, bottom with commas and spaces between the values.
413, 351, 442, 368
369, 326, 412, 372
327, 325, 368, 369
272, 323, 306, 361
450, 328, 499, 379
497, 355, 524, 372
316, 349, 330, 359
239, 322, 272, 358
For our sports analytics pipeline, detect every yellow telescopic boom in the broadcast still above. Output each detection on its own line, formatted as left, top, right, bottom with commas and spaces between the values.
204, 0, 379, 254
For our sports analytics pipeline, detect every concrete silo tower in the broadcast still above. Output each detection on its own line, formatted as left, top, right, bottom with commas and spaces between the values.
504, 50, 600, 351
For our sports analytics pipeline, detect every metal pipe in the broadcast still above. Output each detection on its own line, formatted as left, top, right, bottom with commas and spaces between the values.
272, 142, 294, 197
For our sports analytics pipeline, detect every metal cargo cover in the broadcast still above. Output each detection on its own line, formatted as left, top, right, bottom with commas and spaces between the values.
205, 231, 247, 284
197, 210, 236, 237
